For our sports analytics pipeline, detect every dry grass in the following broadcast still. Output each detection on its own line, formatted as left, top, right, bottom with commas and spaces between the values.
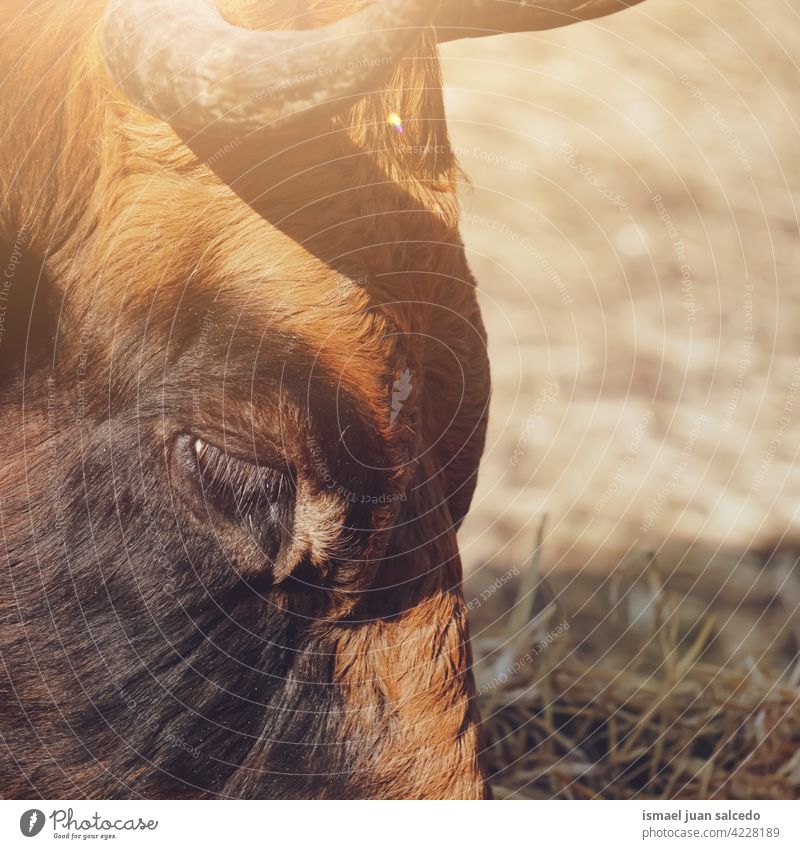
482, 655, 800, 800
472, 519, 800, 799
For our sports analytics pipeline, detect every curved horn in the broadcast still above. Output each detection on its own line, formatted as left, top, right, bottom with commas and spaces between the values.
434, 0, 647, 43
101, 0, 439, 137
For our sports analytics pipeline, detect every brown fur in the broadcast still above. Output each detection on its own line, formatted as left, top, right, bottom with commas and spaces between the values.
0, 0, 491, 798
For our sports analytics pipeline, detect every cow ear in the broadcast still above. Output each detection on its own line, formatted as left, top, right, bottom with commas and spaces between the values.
0, 226, 60, 383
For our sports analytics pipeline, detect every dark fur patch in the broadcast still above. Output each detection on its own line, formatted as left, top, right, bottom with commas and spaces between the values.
0, 407, 358, 798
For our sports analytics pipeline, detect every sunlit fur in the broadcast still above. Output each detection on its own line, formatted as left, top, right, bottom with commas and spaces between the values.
0, 0, 491, 798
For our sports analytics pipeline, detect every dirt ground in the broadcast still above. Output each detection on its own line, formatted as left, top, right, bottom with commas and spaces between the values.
443, 0, 800, 586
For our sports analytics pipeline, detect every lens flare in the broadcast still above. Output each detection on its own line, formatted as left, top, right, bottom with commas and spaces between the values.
388, 112, 404, 133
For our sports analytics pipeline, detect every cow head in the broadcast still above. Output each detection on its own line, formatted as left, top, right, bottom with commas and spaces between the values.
0, 0, 644, 798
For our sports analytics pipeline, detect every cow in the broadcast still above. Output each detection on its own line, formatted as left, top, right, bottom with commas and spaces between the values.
0, 0, 645, 799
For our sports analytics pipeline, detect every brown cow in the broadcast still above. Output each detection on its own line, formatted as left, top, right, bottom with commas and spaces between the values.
0, 1, 644, 799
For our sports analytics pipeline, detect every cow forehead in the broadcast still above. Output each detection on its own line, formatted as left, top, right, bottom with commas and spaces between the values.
158, 202, 464, 382
204, 249, 413, 398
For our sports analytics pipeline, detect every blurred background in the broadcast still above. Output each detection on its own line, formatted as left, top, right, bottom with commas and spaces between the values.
441, 0, 800, 796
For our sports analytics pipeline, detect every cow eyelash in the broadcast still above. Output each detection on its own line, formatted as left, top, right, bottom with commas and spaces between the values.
191, 437, 293, 520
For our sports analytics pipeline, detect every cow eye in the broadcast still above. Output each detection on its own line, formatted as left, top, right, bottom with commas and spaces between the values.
175, 434, 294, 531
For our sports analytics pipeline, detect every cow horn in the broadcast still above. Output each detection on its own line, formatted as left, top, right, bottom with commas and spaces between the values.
100, 0, 438, 137
434, 0, 646, 42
